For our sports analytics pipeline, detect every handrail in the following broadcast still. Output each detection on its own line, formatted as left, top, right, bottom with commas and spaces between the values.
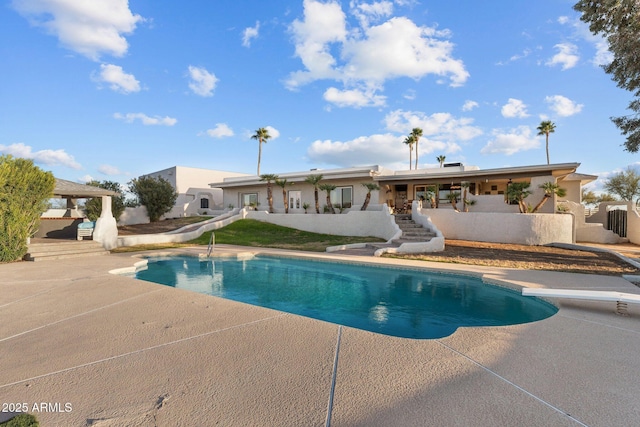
206, 232, 215, 257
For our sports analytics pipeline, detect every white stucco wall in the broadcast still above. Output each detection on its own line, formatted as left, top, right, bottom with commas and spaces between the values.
559, 201, 623, 244
246, 208, 398, 240
118, 206, 150, 226
424, 208, 574, 245
626, 204, 640, 245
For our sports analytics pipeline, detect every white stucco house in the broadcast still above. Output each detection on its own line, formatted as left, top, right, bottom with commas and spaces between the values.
143, 166, 251, 218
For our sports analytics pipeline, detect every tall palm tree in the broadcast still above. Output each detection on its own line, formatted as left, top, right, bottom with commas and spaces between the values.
319, 183, 337, 214
403, 135, 415, 170
304, 174, 323, 213
251, 127, 272, 175
532, 182, 566, 213
275, 178, 290, 213
436, 155, 446, 168
361, 183, 380, 211
411, 127, 423, 169
537, 121, 556, 165
259, 173, 278, 213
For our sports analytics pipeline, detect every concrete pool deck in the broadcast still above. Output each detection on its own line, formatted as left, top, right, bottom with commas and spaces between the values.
1, 245, 640, 426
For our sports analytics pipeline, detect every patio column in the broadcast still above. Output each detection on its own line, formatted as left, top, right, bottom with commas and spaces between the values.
93, 196, 118, 250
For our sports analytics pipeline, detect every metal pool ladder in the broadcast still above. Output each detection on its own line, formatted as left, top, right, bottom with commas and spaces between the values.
206, 232, 215, 257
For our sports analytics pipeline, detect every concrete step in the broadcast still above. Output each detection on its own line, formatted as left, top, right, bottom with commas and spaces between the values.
25, 241, 109, 261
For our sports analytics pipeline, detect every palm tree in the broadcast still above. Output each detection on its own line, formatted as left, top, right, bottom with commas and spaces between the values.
251, 127, 272, 175
460, 181, 470, 212
361, 183, 380, 211
446, 192, 461, 212
531, 182, 567, 213
507, 182, 532, 213
319, 183, 336, 213
275, 178, 290, 213
304, 174, 323, 213
259, 173, 278, 213
437, 155, 446, 168
403, 135, 415, 170
537, 121, 556, 165
411, 127, 423, 169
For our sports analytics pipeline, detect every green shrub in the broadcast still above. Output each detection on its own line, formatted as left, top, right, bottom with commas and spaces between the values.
0, 414, 38, 426
0, 155, 55, 262
84, 180, 126, 221
128, 176, 178, 222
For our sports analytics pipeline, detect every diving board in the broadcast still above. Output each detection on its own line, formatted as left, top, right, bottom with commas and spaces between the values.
522, 288, 640, 315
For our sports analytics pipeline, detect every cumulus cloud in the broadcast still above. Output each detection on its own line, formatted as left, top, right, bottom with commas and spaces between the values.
462, 100, 478, 111
187, 66, 218, 97
113, 112, 177, 126
0, 142, 81, 169
546, 43, 579, 70
204, 123, 234, 138
384, 109, 483, 143
558, 15, 612, 67
242, 21, 260, 47
501, 98, 529, 118
286, 0, 468, 107
480, 126, 540, 155
545, 95, 583, 117
323, 87, 386, 108
265, 126, 280, 139
12, 0, 143, 61
92, 63, 140, 94
98, 164, 123, 175
307, 133, 406, 167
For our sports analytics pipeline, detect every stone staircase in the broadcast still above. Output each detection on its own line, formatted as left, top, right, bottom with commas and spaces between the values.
360, 214, 437, 254
25, 240, 110, 261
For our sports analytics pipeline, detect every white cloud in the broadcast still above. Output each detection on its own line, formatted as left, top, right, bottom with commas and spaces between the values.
12, 0, 143, 61
558, 15, 612, 67
187, 65, 218, 97
80, 174, 94, 183
93, 64, 140, 94
546, 43, 579, 70
98, 164, 122, 175
287, 0, 468, 102
0, 142, 81, 169
242, 21, 260, 47
113, 112, 177, 126
480, 126, 540, 155
545, 95, 583, 117
307, 133, 406, 167
384, 109, 483, 143
462, 100, 478, 111
350, 0, 394, 27
501, 98, 529, 118
265, 126, 280, 140
204, 123, 234, 138
323, 87, 386, 108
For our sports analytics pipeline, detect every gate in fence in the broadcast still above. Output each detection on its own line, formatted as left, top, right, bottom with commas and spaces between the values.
607, 209, 627, 238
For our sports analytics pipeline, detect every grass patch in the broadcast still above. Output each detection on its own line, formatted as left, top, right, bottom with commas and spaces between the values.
0, 414, 39, 427
189, 219, 385, 252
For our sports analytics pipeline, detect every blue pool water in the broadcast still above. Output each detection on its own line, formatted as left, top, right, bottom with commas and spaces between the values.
134, 255, 557, 339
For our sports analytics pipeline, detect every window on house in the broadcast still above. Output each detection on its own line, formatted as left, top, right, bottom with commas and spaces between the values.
200, 198, 209, 209
241, 193, 258, 207
330, 186, 353, 208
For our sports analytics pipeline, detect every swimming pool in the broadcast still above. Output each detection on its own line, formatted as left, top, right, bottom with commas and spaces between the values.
133, 254, 557, 339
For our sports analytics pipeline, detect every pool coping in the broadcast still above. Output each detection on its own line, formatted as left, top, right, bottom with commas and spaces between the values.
1, 244, 640, 426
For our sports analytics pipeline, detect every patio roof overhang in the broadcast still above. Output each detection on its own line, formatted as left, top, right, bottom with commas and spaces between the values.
53, 178, 118, 198
374, 163, 581, 186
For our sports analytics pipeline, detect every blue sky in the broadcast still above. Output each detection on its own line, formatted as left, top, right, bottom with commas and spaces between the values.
1, 0, 637, 194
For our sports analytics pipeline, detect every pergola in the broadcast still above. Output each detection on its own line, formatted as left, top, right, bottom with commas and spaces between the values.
53, 178, 118, 218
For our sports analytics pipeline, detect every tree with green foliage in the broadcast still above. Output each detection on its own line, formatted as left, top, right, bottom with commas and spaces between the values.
437, 155, 446, 168
411, 127, 423, 169
604, 167, 640, 202
446, 192, 461, 212
259, 173, 278, 213
581, 188, 598, 206
318, 183, 336, 214
0, 155, 55, 262
275, 177, 290, 213
403, 135, 415, 170
531, 182, 567, 213
361, 183, 380, 211
574, 1, 640, 152
304, 173, 323, 213
84, 180, 126, 221
251, 127, 272, 175
537, 121, 556, 164
128, 176, 178, 222
507, 182, 532, 213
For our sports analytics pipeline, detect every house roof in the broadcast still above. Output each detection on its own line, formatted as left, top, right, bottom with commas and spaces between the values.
374, 163, 581, 185
53, 178, 118, 198
209, 165, 386, 188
